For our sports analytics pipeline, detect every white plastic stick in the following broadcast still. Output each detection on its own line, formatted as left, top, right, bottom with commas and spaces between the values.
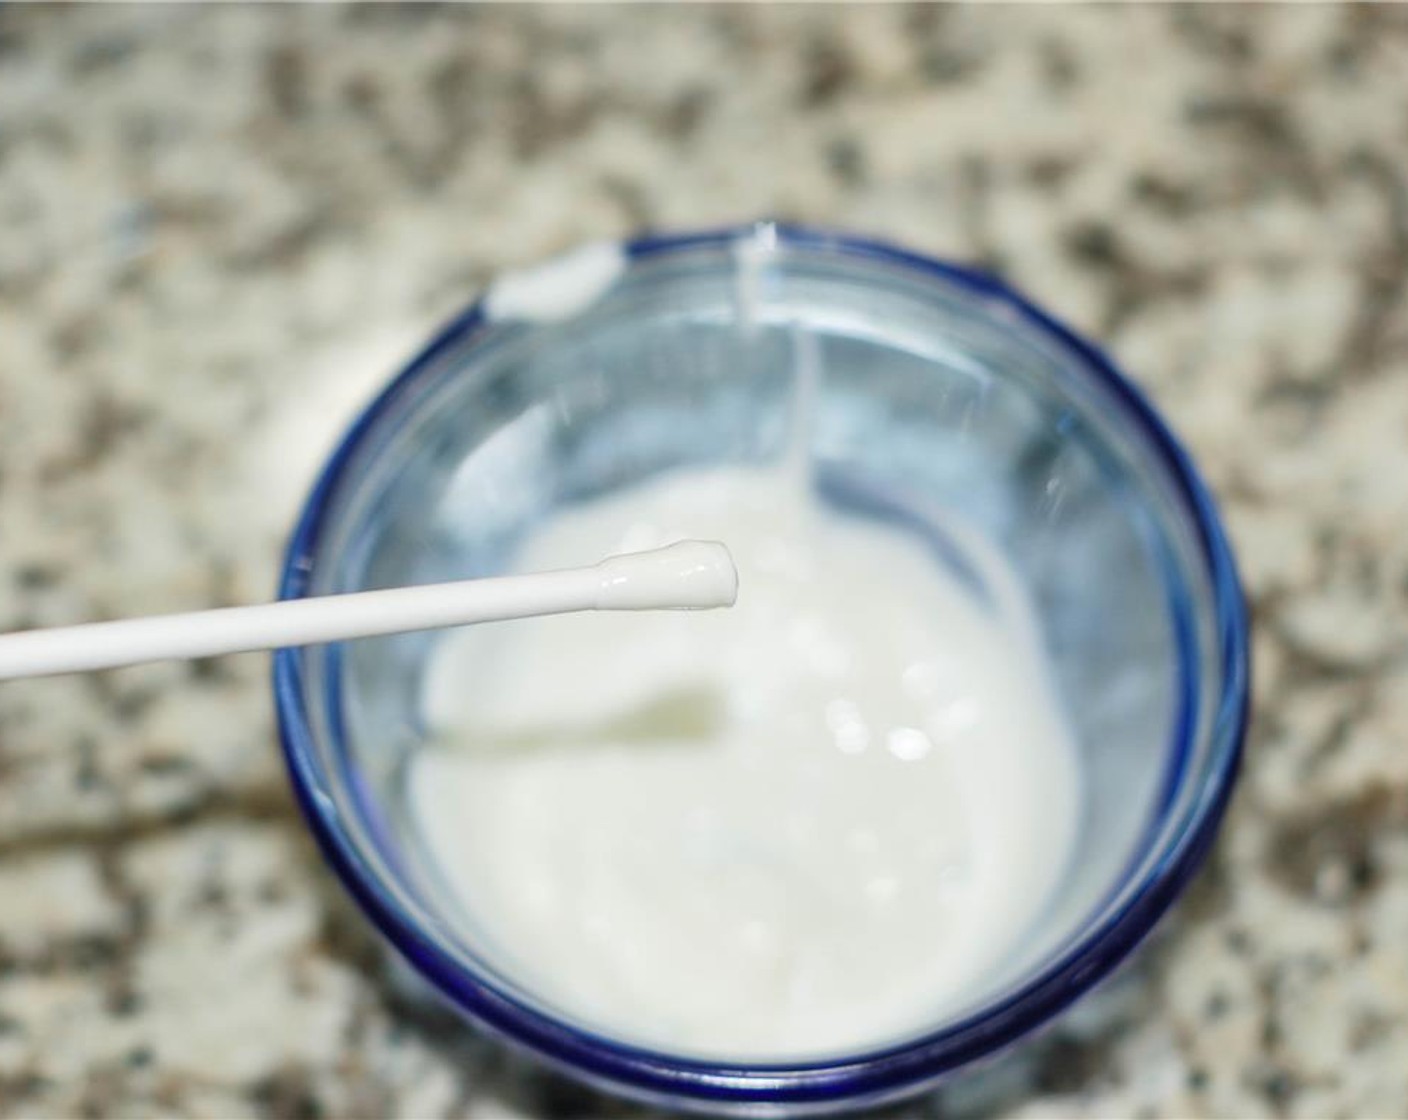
0, 540, 737, 682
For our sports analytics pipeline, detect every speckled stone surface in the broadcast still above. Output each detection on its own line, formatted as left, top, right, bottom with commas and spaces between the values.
1, 5, 1407, 1117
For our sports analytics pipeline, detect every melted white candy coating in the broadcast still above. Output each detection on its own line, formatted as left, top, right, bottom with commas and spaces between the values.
411, 465, 1081, 1059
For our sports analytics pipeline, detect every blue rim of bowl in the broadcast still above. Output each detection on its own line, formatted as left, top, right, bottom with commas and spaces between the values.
274, 222, 1251, 1109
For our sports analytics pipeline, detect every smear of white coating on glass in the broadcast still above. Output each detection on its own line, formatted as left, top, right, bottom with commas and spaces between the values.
483, 242, 626, 323
732, 222, 778, 334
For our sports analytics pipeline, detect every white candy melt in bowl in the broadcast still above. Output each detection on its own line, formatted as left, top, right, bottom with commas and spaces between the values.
275, 224, 1249, 1114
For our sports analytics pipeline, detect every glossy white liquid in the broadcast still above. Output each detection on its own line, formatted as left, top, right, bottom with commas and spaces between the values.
592, 540, 738, 611
410, 465, 1082, 1058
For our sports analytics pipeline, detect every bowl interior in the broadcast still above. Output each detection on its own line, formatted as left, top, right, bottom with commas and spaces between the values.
287, 233, 1223, 1064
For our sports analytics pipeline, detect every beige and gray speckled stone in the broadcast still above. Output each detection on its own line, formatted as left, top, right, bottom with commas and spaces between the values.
2, 4, 1407, 1117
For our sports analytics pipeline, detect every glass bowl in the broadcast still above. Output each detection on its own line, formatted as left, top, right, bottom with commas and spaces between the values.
274, 223, 1249, 1114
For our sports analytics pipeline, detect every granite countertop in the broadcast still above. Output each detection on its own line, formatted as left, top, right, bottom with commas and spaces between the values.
1, 5, 1406, 1117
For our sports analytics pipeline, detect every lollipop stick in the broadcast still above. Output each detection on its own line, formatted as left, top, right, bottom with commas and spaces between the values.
0, 540, 736, 681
